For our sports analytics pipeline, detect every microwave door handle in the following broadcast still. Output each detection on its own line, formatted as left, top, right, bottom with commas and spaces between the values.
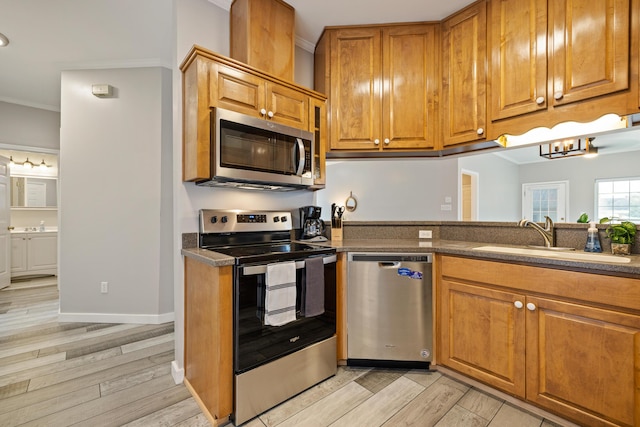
294, 138, 305, 176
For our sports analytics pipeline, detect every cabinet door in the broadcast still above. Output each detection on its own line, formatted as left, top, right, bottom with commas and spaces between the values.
211, 63, 265, 117
549, 0, 630, 107
11, 235, 27, 273
266, 82, 309, 130
489, 0, 548, 121
27, 233, 57, 271
329, 28, 382, 150
441, 2, 487, 147
526, 296, 640, 427
439, 279, 526, 397
382, 24, 436, 149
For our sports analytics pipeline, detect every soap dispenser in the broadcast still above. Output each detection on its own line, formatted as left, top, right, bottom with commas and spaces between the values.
584, 222, 602, 252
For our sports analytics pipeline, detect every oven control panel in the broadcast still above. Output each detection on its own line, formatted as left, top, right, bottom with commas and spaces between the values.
200, 209, 292, 233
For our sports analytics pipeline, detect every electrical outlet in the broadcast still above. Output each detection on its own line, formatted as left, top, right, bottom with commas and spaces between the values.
441, 204, 452, 211
100, 281, 108, 294
419, 230, 432, 239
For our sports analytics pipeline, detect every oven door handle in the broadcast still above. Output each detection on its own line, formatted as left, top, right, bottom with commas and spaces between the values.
241, 254, 336, 276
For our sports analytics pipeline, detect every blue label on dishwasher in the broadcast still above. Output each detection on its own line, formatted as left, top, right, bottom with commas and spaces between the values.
397, 267, 423, 280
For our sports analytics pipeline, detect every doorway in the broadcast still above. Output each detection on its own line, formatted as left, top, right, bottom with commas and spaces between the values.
0, 146, 59, 286
460, 170, 479, 221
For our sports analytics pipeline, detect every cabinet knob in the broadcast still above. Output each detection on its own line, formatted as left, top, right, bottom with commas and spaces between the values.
374, 139, 380, 145
260, 108, 267, 116
553, 91, 564, 100
384, 138, 390, 145
267, 110, 274, 118
535, 96, 545, 105
526, 302, 537, 311
7, 226, 14, 230
476, 128, 484, 135
514, 301, 524, 309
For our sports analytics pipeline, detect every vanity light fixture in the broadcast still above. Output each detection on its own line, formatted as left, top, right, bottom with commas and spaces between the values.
539, 137, 598, 160
8, 157, 50, 169
0, 32, 9, 47
23, 158, 34, 169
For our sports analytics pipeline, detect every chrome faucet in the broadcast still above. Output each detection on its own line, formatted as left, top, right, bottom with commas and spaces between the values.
517, 216, 555, 248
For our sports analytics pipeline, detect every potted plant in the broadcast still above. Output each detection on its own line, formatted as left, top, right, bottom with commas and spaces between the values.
605, 221, 637, 255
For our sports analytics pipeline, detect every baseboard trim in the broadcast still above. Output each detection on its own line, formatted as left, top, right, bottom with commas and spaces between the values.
57, 311, 174, 324
171, 360, 184, 384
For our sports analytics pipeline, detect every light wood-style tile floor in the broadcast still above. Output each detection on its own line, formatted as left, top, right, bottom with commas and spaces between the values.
1, 277, 577, 427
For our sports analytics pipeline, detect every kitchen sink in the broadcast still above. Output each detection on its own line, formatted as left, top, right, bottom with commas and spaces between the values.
472, 245, 631, 264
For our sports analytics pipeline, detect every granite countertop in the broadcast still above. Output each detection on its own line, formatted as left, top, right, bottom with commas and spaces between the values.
182, 239, 640, 276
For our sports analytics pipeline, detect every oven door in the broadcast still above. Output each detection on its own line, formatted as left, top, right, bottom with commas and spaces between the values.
234, 253, 337, 374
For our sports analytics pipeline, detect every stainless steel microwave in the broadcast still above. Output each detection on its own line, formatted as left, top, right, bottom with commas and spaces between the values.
196, 108, 314, 191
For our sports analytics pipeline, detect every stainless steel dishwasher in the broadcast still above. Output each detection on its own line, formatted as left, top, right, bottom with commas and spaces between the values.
347, 252, 433, 368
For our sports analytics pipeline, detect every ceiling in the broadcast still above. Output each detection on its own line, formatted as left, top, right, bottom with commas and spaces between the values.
0, 0, 473, 112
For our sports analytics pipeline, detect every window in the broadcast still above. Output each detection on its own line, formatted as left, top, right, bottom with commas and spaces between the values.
522, 181, 568, 222
596, 178, 640, 223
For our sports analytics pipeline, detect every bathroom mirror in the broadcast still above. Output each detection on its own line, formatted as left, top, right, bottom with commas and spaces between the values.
10, 177, 58, 208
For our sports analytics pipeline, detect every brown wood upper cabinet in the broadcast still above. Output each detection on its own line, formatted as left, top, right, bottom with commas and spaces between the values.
436, 254, 640, 427
315, 24, 438, 151
211, 63, 309, 130
180, 46, 325, 183
441, 1, 488, 147
230, 0, 295, 81
487, 0, 638, 138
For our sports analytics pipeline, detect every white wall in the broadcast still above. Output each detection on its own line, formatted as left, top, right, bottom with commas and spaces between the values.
458, 153, 520, 221
315, 158, 459, 221
59, 66, 173, 323
519, 150, 640, 222
0, 102, 60, 150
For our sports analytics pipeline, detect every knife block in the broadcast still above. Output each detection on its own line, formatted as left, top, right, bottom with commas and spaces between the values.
331, 219, 343, 241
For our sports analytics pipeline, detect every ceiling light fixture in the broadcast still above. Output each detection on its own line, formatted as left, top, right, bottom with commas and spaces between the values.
39, 159, 48, 170
539, 137, 598, 160
8, 156, 14, 167
0, 32, 9, 47
23, 158, 34, 169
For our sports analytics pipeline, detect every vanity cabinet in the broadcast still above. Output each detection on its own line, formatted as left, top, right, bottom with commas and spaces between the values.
487, 0, 639, 138
180, 46, 325, 183
436, 255, 640, 427
11, 232, 57, 277
441, 1, 488, 147
315, 23, 438, 151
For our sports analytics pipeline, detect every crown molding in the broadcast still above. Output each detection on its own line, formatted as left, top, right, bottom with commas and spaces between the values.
208, 0, 232, 11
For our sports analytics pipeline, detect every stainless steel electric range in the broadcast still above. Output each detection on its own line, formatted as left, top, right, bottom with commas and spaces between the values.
199, 209, 337, 425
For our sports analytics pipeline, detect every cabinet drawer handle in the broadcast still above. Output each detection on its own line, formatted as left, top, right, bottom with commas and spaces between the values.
514, 301, 523, 309
384, 138, 390, 145
526, 302, 537, 311
374, 139, 380, 145
267, 110, 274, 118
260, 108, 267, 116
535, 96, 545, 105
476, 128, 484, 135
553, 91, 564, 100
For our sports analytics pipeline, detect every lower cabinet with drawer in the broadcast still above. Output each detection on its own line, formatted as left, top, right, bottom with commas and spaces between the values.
436, 254, 640, 427
11, 232, 58, 277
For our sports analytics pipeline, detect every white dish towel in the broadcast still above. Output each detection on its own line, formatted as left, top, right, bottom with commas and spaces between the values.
264, 261, 297, 326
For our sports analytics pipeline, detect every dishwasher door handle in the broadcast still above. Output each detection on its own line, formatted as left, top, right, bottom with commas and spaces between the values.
378, 262, 401, 269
